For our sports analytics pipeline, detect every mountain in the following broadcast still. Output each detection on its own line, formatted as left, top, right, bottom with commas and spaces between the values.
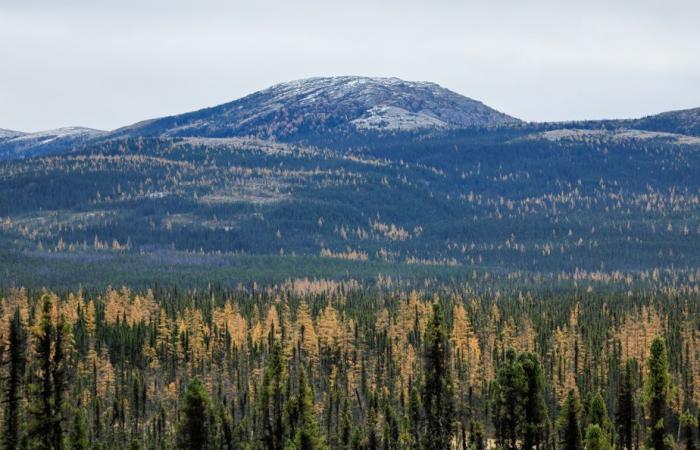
0, 127, 105, 160
112, 76, 521, 141
1, 77, 700, 286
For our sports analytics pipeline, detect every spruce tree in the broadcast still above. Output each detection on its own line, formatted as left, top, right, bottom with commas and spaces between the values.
558, 389, 582, 450
468, 420, 485, 450
616, 359, 637, 450
176, 378, 212, 450
28, 295, 58, 450
681, 411, 697, 450
587, 392, 610, 432
421, 302, 455, 450
646, 337, 672, 450
68, 409, 89, 450
584, 424, 611, 450
285, 365, 326, 449
518, 352, 549, 450
2, 309, 26, 450
492, 349, 526, 450
260, 341, 286, 450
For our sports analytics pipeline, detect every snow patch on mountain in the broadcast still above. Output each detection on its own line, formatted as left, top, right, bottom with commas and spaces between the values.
351, 105, 448, 131
526, 128, 700, 145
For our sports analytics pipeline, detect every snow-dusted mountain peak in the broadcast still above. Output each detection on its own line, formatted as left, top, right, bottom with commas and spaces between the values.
115, 76, 521, 140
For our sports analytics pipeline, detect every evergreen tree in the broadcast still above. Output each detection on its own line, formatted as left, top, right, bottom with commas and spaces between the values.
680, 411, 697, 450
339, 397, 352, 449
2, 309, 26, 450
68, 409, 89, 450
468, 420, 485, 450
558, 389, 582, 450
382, 402, 400, 450
421, 302, 455, 450
492, 349, 526, 450
176, 378, 212, 450
586, 392, 610, 432
646, 337, 672, 450
285, 365, 326, 450
616, 359, 637, 450
27, 295, 61, 450
260, 341, 286, 450
518, 352, 549, 450
584, 424, 611, 450
52, 315, 69, 450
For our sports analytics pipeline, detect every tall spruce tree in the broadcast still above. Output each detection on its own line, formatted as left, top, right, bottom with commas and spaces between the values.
492, 349, 526, 450
646, 337, 672, 450
259, 341, 286, 450
421, 302, 455, 450
558, 389, 582, 450
616, 359, 637, 450
2, 309, 26, 450
28, 294, 67, 450
518, 352, 549, 450
285, 365, 327, 449
176, 378, 212, 450
68, 408, 89, 450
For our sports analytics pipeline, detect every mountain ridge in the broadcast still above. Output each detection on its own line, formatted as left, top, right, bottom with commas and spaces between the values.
2, 77, 700, 160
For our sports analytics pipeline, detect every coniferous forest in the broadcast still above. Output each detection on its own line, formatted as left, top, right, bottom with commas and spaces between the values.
0, 282, 698, 450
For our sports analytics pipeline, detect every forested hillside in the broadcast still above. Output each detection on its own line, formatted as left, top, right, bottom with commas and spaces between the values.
2, 125, 700, 287
0, 283, 698, 449
2, 77, 700, 286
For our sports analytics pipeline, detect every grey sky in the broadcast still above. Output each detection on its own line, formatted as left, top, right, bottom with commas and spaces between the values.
1, 0, 699, 132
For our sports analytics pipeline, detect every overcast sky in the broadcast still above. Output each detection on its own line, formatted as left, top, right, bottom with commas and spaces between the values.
1, 0, 699, 132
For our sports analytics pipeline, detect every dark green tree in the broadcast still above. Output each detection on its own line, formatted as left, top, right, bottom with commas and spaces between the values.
421, 302, 455, 450
28, 294, 65, 450
518, 352, 549, 450
558, 389, 582, 450
468, 419, 485, 450
616, 359, 637, 450
408, 385, 422, 448
584, 424, 611, 450
259, 341, 286, 450
68, 409, 89, 450
586, 392, 610, 432
680, 411, 697, 450
646, 337, 672, 450
176, 378, 212, 450
2, 309, 26, 450
492, 349, 526, 450
285, 365, 327, 449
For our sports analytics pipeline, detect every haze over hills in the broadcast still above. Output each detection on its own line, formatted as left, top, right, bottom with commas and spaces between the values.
1, 76, 700, 286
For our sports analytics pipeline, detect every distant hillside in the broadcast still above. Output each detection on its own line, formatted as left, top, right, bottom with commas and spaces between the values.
0, 127, 105, 160
628, 107, 700, 136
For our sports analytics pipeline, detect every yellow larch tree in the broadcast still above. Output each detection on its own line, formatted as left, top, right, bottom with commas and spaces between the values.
451, 303, 482, 388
